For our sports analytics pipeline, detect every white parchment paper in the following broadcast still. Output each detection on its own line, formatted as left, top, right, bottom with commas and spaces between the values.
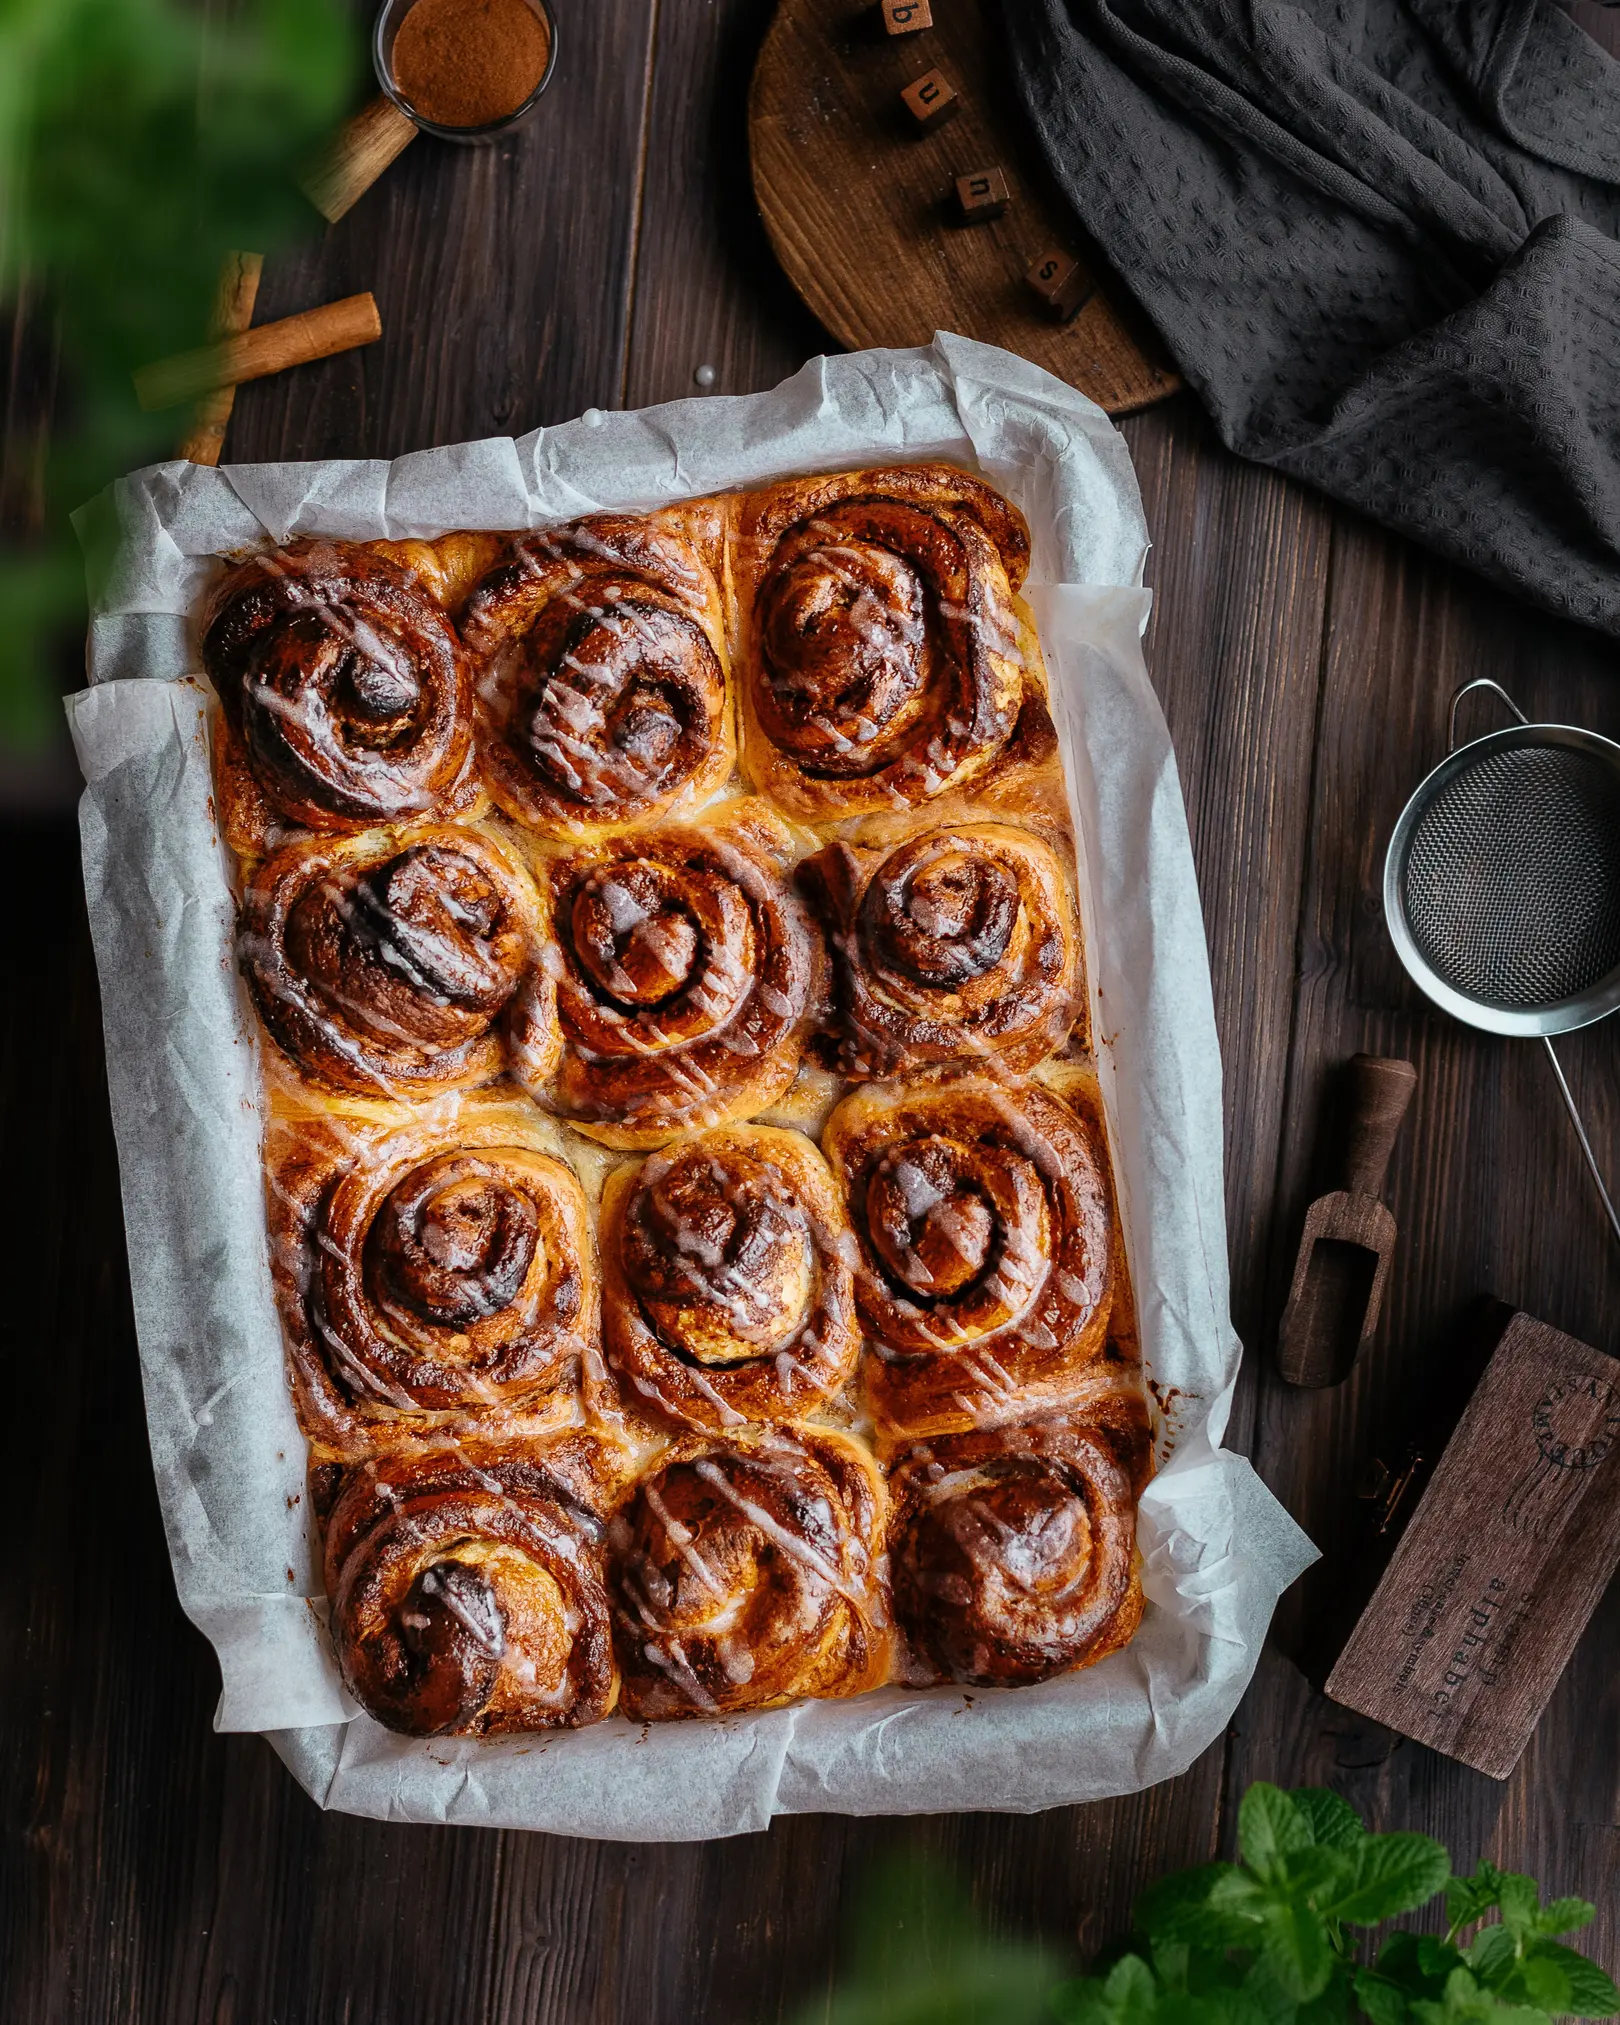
68, 333, 1316, 1838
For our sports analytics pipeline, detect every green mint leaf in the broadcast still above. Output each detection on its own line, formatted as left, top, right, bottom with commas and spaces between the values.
1290, 1789, 1366, 1851
1524, 1943, 1620, 2018
1326, 1833, 1451, 1924
1140, 1867, 1244, 1936
1448, 1866, 1506, 1933
1418, 1939, 1469, 1984
1150, 1941, 1192, 1995
1258, 1899, 1335, 2004
1407, 1963, 1556, 2025
1465, 1925, 1521, 1988
1240, 1786, 1313, 1881
1051, 1979, 1118, 2025
1496, 1877, 1539, 1941
1355, 1968, 1413, 2025
1242, 1954, 1319, 2025
1105, 1953, 1161, 2020
1533, 1898, 1597, 1940
1515, 1956, 1571, 2014
1296, 1968, 1354, 2025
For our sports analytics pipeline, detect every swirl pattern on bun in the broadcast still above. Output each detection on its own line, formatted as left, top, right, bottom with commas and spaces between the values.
735, 464, 1039, 818
600, 1124, 860, 1431
888, 1393, 1147, 1687
463, 510, 733, 841
609, 1424, 887, 1718
240, 824, 559, 1100
545, 801, 822, 1149
203, 540, 477, 837
325, 1436, 621, 1735
269, 1109, 597, 1454
823, 1070, 1115, 1438
804, 822, 1080, 1078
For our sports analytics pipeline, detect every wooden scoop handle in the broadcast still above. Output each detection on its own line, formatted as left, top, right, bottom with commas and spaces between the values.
1337, 1054, 1418, 1199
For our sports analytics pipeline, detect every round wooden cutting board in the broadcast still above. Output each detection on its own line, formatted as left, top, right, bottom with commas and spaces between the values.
748, 0, 1180, 417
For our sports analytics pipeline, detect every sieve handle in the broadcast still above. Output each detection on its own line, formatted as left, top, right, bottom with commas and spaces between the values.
1541, 1039, 1620, 1249
1339, 1054, 1419, 1197
1448, 677, 1528, 751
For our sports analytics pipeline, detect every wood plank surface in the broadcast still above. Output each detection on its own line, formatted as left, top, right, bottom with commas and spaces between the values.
748, 0, 1179, 415
5, 0, 1620, 2016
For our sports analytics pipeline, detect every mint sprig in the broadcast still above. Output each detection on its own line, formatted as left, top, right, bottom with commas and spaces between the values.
1052, 1786, 1617, 2025
802, 1782, 1618, 2025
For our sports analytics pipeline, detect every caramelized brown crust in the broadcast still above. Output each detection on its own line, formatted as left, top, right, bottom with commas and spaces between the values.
822, 1070, 1115, 1438
599, 1124, 860, 1432
369, 532, 507, 614
462, 509, 734, 841
267, 1107, 597, 1456
206, 466, 1158, 1732
544, 800, 823, 1149
609, 1423, 888, 1718
239, 824, 560, 1101
887, 1393, 1148, 1687
324, 1435, 623, 1735
734, 463, 1039, 818
203, 540, 478, 837
803, 822, 1081, 1078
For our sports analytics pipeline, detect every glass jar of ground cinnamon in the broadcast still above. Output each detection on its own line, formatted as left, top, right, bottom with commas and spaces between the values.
375, 0, 557, 140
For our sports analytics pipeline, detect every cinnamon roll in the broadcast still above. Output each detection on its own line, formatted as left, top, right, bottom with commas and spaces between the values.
544, 800, 822, 1149
324, 1435, 621, 1735
888, 1398, 1148, 1687
268, 1105, 597, 1455
822, 1069, 1116, 1438
734, 464, 1044, 819
203, 540, 478, 843
609, 1424, 888, 1718
599, 1124, 860, 1431
804, 822, 1081, 1078
462, 509, 733, 841
240, 824, 559, 1102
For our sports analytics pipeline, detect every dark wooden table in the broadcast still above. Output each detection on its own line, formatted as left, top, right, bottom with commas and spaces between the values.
7, 4, 1620, 2017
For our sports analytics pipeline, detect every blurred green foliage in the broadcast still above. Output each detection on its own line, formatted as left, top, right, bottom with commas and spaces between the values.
798, 1854, 1061, 2025
804, 1789, 1620, 2025
0, 0, 361, 746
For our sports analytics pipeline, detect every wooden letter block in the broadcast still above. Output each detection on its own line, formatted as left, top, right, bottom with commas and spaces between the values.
1326, 1311, 1620, 1779
956, 166, 1010, 222
880, 0, 933, 31
900, 68, 959, 132
1026, 248, 1089, 320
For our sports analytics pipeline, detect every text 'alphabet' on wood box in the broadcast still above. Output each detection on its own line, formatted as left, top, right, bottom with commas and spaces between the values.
1326, 1310, 1620, 1779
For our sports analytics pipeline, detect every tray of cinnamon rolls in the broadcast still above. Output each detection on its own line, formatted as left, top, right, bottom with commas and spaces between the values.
70, 339, 1314, 1829
202, 461, 1153, 1738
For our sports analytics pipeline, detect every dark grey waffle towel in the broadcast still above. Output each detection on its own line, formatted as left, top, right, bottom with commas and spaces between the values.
1004, 0, 1620, 634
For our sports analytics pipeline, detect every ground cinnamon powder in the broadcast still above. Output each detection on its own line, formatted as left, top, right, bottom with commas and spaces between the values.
391, 0, 551, 129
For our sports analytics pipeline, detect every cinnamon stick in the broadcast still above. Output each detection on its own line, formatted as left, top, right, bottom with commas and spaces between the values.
175, 251, 264, 465
301, 96, 419, 224
134, 293, 382, 413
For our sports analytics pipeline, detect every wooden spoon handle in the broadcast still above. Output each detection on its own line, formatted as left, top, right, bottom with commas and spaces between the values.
1339, 1054, 1417, 1198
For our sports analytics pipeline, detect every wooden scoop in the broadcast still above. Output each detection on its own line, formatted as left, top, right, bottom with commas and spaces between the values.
1276, 1054, 1418, 1388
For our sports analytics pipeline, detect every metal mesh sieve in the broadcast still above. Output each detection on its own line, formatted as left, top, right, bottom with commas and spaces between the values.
1384, 680, 1620, 1247
1401, 743, 1620, 1010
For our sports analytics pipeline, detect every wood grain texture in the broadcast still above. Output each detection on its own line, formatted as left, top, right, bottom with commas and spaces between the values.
749, 0, 1179, 415
6, 0, 1620, 2013
1328, 1310, 1620, 1778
